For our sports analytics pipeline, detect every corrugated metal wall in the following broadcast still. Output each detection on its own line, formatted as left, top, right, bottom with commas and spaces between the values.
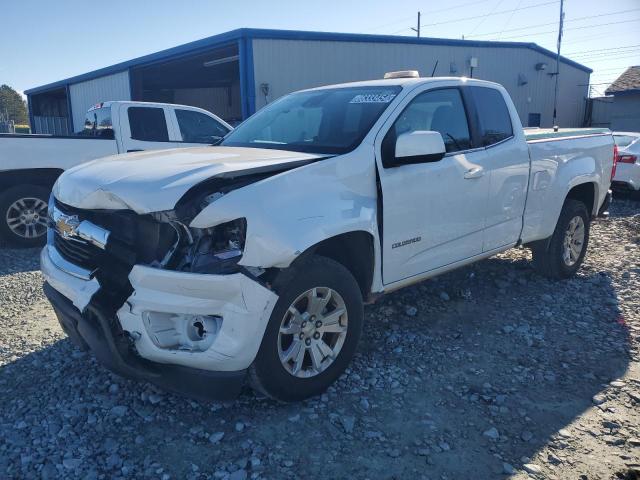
69, 71, 131, 133
173, 84, 242, 121
610, 94, 640, 131
251, 39, 590, 128
587, 96, 613, 128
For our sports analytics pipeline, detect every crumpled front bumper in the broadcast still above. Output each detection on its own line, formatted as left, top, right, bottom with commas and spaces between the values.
40, 245, 279, 400
117, 265, 279, 372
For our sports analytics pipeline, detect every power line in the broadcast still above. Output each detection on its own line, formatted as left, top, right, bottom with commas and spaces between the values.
496, 18, 640, 40
580, 53, 640, 63
385, 0, 491, 34
590, 66, 635, 72
468, 0, 507, 36
368, 15, 415, 32
569, 48, 640, 60
562, 28, 638, 45
412, 0, 559, 30
468, 7, 640, 38
497, 0, 524, 39
565, 44, 640, 57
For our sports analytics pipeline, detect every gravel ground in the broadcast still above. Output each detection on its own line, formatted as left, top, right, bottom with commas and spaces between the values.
1, 199, 639, 480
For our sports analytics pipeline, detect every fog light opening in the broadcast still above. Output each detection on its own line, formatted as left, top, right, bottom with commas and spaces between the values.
194, 321, 205, 338
142, 311, 222, 351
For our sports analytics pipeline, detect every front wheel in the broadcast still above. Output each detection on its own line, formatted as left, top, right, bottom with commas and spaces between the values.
531, 199, 590, 279
0, 185, 50, 248
248, 255, 363, 402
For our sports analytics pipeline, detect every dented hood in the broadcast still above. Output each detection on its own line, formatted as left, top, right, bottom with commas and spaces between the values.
54, 146, 322, 213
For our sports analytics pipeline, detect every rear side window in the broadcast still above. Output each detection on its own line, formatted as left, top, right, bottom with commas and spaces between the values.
128, 107, 169, 142
79, 107, 114, 139
470, 87, 513, 146
175, 109, 230, 143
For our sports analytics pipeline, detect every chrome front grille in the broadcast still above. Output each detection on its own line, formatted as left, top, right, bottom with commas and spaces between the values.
49, 200, 110, 274
53, 232, 101, 271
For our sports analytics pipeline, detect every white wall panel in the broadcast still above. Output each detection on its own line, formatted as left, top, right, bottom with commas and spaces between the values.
69, 71, 130, 132
252, 39, 590, 127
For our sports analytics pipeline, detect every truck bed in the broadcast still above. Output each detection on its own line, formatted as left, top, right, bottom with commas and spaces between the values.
521, 128, 614, 244
0, 134, 117, 172
524, 128, 610, 142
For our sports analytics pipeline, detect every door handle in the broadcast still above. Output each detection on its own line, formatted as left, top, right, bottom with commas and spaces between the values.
464, 167, 485, 179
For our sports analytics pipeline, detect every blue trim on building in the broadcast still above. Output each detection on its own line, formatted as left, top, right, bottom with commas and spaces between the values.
127, 67, 135, 100
238, 38, 248, 120
25, 28, 592, 97
245, 38, 256, 116
65, 85, 74, 133
27, 95, 35, 133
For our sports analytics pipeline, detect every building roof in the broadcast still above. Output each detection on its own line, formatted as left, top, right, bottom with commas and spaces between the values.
605, 66, 640, 96
25, 28, 593, 96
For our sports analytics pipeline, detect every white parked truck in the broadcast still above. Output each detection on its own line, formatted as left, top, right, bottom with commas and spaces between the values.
0, 101, 231, 246
41, 74, 615, 401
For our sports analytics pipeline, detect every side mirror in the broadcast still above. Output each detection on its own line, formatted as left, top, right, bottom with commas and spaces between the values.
389, 131, 446, 167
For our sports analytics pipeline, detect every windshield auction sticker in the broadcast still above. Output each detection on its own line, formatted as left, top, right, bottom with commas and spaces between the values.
349, 93, 397, 104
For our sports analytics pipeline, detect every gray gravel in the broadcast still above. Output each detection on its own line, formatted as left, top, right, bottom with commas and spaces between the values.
1, 199, 639, 479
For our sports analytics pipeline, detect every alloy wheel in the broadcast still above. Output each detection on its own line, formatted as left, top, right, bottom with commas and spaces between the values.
278, 287, 348, 378
5, 197, 49, 239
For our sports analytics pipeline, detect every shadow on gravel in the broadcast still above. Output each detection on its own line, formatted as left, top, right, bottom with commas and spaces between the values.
0, 246, 41, 274
0, 252, 633, 479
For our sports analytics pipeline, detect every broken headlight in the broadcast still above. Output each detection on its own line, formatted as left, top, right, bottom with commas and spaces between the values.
180, 218, 247, 274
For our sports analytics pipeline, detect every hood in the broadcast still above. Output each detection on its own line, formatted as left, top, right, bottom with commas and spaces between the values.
54, 146, 322, 214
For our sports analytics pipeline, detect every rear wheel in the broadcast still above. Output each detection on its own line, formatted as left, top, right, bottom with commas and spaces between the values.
0, 185, 50, 247
531, 199, 590, 279
249, 256, 363, 402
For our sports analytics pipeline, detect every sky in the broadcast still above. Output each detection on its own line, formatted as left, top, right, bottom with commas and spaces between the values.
1, 0, 638, 98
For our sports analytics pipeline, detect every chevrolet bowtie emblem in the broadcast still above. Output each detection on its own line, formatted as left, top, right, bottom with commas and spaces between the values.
55, 213, 80, 238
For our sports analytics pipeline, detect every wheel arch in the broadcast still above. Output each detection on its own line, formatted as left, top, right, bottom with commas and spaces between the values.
565, 181, 598, 217
288, 231, 376, 299
0, 168, 63, 191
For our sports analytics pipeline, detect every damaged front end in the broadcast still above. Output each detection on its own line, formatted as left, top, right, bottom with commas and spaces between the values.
42, 177, 279, 399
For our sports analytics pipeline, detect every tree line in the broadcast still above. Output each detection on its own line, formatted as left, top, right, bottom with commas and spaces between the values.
0, 85, 29, 125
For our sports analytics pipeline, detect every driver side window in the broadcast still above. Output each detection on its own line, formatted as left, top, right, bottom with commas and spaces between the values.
382, 88, 472, 162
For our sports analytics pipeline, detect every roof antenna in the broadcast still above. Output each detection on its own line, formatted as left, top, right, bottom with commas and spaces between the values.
431, 60, 439, 77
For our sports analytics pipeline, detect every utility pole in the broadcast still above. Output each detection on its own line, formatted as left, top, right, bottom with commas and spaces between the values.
552, 0, 564, 127
410, 11, 421, 37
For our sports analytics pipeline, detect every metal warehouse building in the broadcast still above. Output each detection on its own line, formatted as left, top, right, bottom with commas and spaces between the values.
25, 28, 592, 134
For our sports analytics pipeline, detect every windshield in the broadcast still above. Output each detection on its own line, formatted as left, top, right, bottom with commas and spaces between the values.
221, 86, 402, 154
77, 107, 114, 139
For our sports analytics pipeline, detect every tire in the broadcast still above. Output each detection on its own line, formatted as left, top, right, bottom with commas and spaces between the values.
0, 184, 50, 248
531, 199, 590, 279
248, 255, 363, 402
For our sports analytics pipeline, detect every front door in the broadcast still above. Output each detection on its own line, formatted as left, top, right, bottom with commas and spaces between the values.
376, 87, 490, 285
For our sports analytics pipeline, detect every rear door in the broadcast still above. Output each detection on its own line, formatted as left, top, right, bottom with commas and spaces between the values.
119, 105, 177, 152
376, 86, 491, 285
468, 86, 530, 251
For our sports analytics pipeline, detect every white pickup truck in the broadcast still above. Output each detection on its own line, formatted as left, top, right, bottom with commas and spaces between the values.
41, 74, 615, 402
0, 101, 231, 246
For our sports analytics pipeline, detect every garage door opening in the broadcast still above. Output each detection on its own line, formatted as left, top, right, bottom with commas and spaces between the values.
130, 44, 243, 125
29, 88, 70, 135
